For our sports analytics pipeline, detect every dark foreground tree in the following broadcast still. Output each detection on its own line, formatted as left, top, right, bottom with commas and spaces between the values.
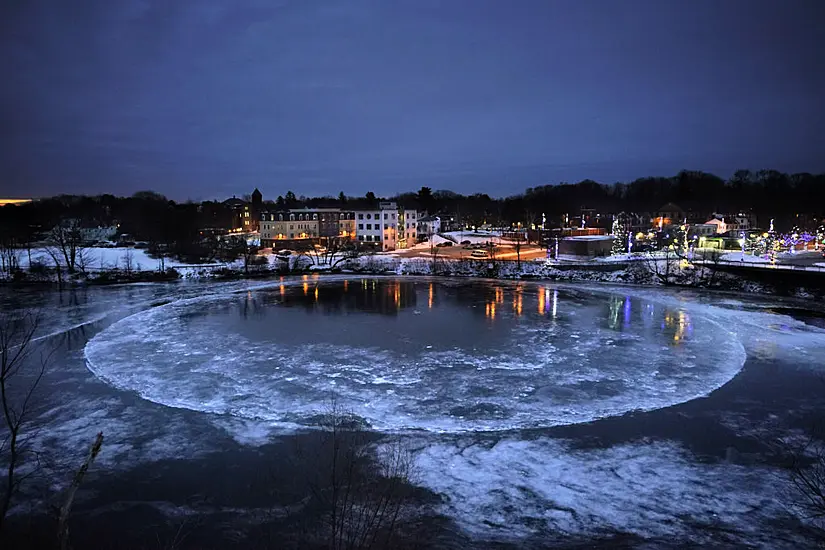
0, 311, 46, 533
295, 397, 416, 550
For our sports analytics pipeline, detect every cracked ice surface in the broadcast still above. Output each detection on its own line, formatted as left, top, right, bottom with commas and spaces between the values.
84, 279, 748, 433
415, 437, 800, 546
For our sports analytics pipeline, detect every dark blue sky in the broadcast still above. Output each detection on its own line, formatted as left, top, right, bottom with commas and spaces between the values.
2, 0, 823, 200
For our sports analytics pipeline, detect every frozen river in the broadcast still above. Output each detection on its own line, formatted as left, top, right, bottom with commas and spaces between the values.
3, 276, 825, 548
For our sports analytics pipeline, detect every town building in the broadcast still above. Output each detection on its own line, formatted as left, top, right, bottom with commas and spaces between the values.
398, 209, 417, 248
417, 215, 441, 242
259, 208, 356, 248
704, 213, 754, 234
557, 235, 614, 261
688, 223, 718, 238
354, 202, 417, 251
223, 188, 263, 232
653, 202, 686, 230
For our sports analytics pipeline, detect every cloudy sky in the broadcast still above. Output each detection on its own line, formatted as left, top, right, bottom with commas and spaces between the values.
1, 0, 823, 200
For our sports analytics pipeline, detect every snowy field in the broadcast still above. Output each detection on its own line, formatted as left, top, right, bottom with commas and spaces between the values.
3, 277, 825, 547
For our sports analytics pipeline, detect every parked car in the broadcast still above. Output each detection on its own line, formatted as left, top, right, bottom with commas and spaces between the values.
460, 240, 472, 245
275, 249, 293, 260
470, 249, 488, 258
436, 241, 453, 247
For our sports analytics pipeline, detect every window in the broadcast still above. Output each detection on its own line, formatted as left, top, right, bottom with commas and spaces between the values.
392, 214, 395, 220
366, 235, 372, 242
290, 225, 294, 230
313, 214, 318, 220
358, 224, 364, 230
406, 223, 410, 229
366, 213, 371, 219
391, 223, 395, 229
366, 224, 371, 230
290, 214, 295, 221
384, 213, 388, 220
358, 214, 363, 219
290, 233, 294, 238
278, 214, 283, 221
358, 235, 364, 241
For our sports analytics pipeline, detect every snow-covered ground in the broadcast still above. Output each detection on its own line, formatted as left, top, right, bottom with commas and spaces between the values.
17, 246, 229, 271
720, 251, 772, 263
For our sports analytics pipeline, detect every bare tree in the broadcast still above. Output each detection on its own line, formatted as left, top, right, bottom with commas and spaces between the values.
74, 248, 93, 277
429, 241, 441, 275
297, 240, 360, 271
297, 397, 416, 550
512, 231, 526, 270
0, 311, 47, 532
644, 247, 678, 285
121, 249, 135, 275
485, 240, 497, 262
46, 220, 85, 274
57, 432, 103, 550
0, 240, 21, 279
788, 439, 825, 538
43, 247, 65, 287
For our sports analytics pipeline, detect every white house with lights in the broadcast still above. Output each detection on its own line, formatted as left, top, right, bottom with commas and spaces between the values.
417, 215, 441, 242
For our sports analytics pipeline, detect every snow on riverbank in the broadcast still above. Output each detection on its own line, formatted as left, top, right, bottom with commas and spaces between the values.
720, 252, 772, 263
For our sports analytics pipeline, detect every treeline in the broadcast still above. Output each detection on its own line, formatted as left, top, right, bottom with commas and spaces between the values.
1, 169, 824, 244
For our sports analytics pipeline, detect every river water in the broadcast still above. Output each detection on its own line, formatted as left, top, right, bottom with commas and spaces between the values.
3, 276, 825, 548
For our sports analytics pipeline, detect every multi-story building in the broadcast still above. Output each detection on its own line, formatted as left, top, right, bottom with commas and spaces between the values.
353, 202, 418, 250
355, 202, 397, 250
223, 188, 263, 232
260, 210, 318, 248
397, 208, 417, 248
338, 212, 356, 239
259, 208, 356, 248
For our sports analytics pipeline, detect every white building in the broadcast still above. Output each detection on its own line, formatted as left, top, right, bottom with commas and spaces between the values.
689, 223, 718, 238
417, 215, 441, 242
354, 202, 398, 251
705, 214, 752, 235
354, 202, 419, 250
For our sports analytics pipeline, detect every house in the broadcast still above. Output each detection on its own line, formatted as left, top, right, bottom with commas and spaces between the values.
705, 213, 753, 235
653, 203, 686, 230
417, 215, 441, 242
688, 223, 718, 238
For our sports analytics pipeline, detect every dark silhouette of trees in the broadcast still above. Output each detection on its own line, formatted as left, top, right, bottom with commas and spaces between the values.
0, 311, 46, 533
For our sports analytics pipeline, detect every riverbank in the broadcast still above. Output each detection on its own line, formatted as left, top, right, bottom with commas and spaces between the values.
3, 247, 825, 299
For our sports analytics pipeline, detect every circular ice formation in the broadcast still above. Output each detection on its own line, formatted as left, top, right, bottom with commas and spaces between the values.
84, 279, 746, 432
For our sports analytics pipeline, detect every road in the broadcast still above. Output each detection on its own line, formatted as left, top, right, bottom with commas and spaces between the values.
391, 243, 548, 262
777, 250, 825, 267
